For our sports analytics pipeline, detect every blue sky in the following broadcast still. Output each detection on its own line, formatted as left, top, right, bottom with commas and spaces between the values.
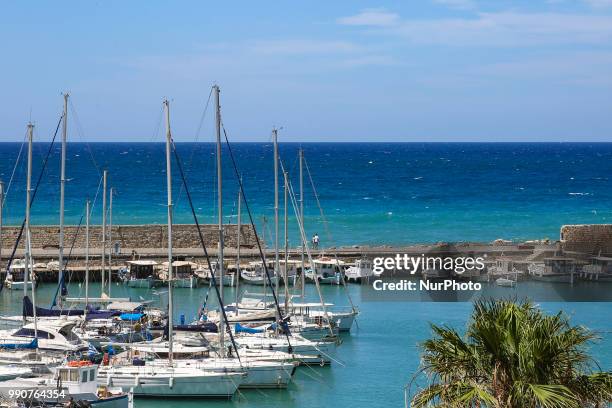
1, 0, 612, 142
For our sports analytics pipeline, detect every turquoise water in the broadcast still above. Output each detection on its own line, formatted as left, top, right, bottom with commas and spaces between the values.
2, 282, 610, 407
1, 142, 612, 245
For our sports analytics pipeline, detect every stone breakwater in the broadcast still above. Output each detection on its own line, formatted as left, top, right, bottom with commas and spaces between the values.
0, 224, 258, 253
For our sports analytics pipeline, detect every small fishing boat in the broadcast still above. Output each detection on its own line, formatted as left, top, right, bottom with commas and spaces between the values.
305, 258, 344, 284
123, 260, 162, 288
345, 258, 374, 282
195, 263, 236, 286
240, 261, 280, 286
0, 362, 129, 408
528, 258, 578, 283
3, 259, 37, 290
495, 277, 516, 287
288, 302, 358, 333
160, 261, 199, 288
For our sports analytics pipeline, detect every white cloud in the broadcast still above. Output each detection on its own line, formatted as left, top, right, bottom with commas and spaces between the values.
337, 9, 400, 27
388, 12, 612, 46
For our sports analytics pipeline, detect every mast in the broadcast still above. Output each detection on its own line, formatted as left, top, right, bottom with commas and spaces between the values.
283, 170, 289, 310
299, 148, 305, 299
0, 180, 4, 268
164, 99, 174, 365
23, 123, 33, 324
58, 93, 68, 307
214, 84, 225, 354
235, 179, 241, 312
273, 128, 280, 303
108, 187, 113, 295
101, 170, 107, 296
85, 199, 90, 317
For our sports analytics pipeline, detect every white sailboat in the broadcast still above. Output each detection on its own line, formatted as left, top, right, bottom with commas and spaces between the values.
98, 98, 244, 398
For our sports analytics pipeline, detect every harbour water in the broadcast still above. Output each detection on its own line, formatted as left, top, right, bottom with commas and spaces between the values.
1, 142, 611, 245
1, 282, 610, 407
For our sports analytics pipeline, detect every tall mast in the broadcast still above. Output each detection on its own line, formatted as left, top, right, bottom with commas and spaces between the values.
0, 180, 4, 267
299, 148, 305, 299
214, 85, 225, 354
273, 128, 280, 301
283, 170, 289, 310
85, 199, 90, 317
58, 93, 68, 307
164, 99, 174, 365
235, 180, 241, 312
101, 170, 107, 296
23, 123, 33, 324
108, 187, 113, 295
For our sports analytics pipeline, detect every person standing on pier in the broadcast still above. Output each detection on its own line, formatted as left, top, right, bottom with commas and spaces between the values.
313, 233, 320, 250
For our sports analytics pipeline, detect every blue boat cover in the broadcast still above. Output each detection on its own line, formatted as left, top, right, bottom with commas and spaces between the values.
0, 337, 38, 350
235, 323, 264, 334
119, 313, 143, 321
22, 296, 119, 320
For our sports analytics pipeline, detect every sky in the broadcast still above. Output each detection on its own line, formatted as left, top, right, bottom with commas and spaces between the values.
1, 0, 612, 142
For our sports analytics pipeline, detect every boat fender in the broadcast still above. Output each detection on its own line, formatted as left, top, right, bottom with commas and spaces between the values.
134, 376, 140, 387
169, 377, 174, 389
320, 359, 325, 367
106, 375, 112, 386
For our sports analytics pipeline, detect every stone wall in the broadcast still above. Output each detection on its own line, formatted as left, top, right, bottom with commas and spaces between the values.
0, 224, 258, 250
560, 224, 612, 256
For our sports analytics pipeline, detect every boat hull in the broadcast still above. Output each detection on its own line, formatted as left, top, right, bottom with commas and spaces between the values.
101, 369, 241, 398
127, 278, 160, 288
173, 277, 199, 288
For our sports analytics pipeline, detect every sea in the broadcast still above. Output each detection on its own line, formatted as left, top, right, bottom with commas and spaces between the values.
0, 142, 611, 407
1, 142, 612, 245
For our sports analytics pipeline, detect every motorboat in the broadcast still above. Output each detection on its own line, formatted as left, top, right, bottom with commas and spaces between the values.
344, 258, 374, 282
0, 361, 129, 408
305, 258, 344, 284
122, 260, 162, 288
0, 320, 89, 352
160, 261, 199, 288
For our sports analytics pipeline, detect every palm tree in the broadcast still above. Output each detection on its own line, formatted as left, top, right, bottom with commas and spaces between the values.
411, 299, 612, 407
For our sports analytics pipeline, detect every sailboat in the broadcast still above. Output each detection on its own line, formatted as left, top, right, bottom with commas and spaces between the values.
95, 99, 244, 398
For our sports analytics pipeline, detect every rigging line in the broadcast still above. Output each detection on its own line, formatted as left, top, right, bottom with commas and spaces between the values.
176, 85, 214, 209
149, 106, 164, 143
0, 114, 64, 293
303, 157, 356, 312
68, 99, 102, 177
88, 173, 104, 220
2, 130, 28, 207
280, 158, 335, 338
51, 213, 85, 310
221, 123, 293, 346
170, 137, 242, 363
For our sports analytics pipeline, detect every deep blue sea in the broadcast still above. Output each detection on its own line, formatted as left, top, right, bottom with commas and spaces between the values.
1, 142, 612, 246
